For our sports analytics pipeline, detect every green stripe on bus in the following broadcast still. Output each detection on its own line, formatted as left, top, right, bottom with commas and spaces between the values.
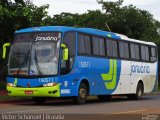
101, 60, 113, 80
101, 59, 117, 90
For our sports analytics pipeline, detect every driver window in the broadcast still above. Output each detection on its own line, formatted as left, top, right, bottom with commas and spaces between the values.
60, 32, 76, 75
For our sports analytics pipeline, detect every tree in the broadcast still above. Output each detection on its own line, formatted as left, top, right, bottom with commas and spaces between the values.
76, 10, 107, 30
0, 0, 49, 43
0, 0, 49, 82
43, 10, 108, 30
0, 0, 49, 58
98, 0, 159, 42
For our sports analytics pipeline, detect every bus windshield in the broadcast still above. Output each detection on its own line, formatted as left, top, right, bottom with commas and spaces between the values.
8, 32, 61, 76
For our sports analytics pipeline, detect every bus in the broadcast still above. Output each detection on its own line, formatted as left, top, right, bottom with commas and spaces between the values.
3, 26, 158, 104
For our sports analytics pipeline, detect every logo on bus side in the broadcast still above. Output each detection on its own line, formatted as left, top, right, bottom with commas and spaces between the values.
131, 65, 150, 74
101, 59, 118, 90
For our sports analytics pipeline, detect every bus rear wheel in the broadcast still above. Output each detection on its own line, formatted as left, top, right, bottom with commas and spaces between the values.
98, 95, 112, 102
73, 83, 88, 105
32, 97, 47, 104
127, 82, 143, 100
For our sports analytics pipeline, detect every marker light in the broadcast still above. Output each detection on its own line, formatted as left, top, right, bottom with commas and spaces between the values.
43, 82, 57, 87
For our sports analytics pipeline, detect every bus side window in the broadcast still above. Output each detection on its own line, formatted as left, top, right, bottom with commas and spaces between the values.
92, 36, 105, 57
130, 43, 136, 59
78, 34, 85, 55
78, 34, 91, 56
130, 43, 140, 60
119, 41, 129, 59
112, 41, 118, 57
106, 39, 118, 58
99, 38, 105, 56
135, 44, 140, 60
84, 36, 91, 55
92, 37, 100, 56
141, 45, 149, 61
106, 39, 113, 57
150, 47, 157, 62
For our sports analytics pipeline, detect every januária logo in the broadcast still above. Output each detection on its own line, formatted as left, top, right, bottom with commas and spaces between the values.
35, 36, 58, 41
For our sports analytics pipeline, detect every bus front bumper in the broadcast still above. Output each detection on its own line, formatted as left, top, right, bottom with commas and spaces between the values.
7, 84, 60, 97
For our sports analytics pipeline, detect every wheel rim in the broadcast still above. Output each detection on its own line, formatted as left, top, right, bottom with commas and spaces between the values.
79, 88, 87, 98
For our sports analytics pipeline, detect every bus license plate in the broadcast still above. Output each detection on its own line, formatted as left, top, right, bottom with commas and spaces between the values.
25, 90, 33, 94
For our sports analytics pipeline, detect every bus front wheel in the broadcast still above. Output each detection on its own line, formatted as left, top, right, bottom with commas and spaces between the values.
73, 83, 88, 105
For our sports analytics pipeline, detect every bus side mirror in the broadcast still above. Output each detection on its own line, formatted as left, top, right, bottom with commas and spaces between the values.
2, 43, 11, 59
61, 44, 68, 61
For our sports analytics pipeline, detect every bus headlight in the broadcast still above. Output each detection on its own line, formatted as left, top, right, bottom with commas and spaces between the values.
7, 83, 16, 87
43, 82, 57, 87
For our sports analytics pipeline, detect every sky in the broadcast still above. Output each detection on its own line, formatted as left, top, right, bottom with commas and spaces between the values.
32, 0, 160, 21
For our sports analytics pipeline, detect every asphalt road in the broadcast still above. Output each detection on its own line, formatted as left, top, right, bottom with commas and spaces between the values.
0, 95, 160, 120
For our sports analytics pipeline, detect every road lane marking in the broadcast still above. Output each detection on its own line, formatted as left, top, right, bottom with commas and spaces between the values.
111, 109, 147, 114
7, 108, 64, 113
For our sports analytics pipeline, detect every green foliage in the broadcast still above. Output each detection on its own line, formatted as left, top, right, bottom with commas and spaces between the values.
0, 0, 160, 78
0, 0, 159, 91
76, 10, 107, 30
0, 0, 49, 43
51, 12, 80, 26
97, 0, 159, 41
42, 0, 160, 46
0, 0, 49, 82
43, 10, 108, 30
98, 0, 123, 15
0, 0, 159, 43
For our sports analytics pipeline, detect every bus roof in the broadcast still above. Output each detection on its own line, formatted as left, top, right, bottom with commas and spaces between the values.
15, 26, 156, 46
15, 26, 119, 39
116, 33, 156, 46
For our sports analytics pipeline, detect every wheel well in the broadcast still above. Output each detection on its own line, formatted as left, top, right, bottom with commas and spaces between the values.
81, 79, 90, 95
138, 80, 144, 93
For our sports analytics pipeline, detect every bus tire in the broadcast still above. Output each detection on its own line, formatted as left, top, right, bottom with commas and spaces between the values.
73, 82, 88, 105
98, 95, 111, 102
128, 82, 143, 100
32, 97, 47, 104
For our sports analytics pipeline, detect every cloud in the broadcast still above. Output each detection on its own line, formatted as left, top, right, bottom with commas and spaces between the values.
32, 0, 160, 21
32, 0, 101, 16
74, 0, 97, 4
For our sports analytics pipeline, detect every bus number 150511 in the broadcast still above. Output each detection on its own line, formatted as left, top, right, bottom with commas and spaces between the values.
79, 61, 90, 68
